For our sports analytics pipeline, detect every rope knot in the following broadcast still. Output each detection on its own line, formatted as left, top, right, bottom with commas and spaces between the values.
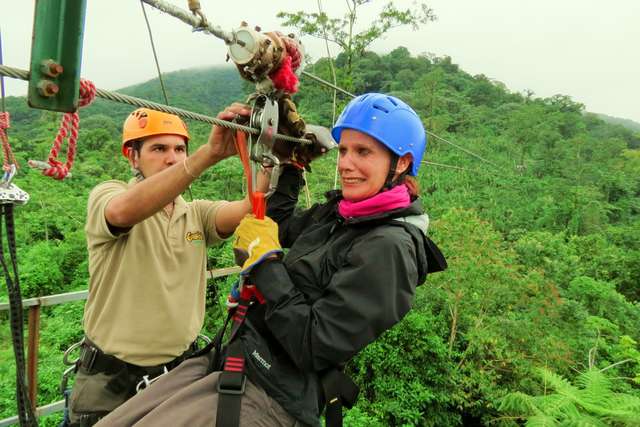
32, 79, 96, 180
0, 112, 17, 173
282, 37, 302, 72
42, 159, 70, 180
269, 36, 303, 94
0, 112, 10, 129
78, 79, 96, 107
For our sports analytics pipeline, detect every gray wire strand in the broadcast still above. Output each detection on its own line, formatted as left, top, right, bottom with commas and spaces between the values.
0, 64, 312, 145
422, 160, 470, 171
301, 70, 355, 98
426, 131, 500, 169
316, 0, 341, 189
140, 1, 170, 105
141, 0, 235, 44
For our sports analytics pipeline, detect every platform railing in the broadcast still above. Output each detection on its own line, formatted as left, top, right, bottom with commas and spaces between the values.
0, 265, 240, 426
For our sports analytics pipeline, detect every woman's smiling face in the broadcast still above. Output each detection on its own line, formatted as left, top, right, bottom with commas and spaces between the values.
337, 129, 393, 201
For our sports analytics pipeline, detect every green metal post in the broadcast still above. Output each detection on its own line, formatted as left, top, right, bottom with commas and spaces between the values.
28, 0, 88, 112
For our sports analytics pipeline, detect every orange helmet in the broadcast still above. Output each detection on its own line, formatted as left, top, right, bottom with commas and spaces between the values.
121, 108, 190, 157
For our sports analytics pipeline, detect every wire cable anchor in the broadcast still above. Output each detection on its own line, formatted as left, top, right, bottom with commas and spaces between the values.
0, 164, 29, 205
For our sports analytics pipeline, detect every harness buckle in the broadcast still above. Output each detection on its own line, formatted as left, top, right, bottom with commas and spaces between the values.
217, 374, 246, 395
79, 344, 98, 371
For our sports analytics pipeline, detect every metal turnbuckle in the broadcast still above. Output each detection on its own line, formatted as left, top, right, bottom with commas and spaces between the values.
0, 164, 29, 205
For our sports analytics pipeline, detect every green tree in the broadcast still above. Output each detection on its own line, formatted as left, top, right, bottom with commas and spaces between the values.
278, 0, 436, 75
499, 366, 640, 426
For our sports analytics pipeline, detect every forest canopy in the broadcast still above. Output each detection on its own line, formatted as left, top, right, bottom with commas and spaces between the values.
1, 47, 639, 426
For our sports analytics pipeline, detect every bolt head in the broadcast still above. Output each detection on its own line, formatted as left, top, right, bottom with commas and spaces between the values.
37, 80, 59, 97
49, 63, 63, 76
41, 60, 63, 77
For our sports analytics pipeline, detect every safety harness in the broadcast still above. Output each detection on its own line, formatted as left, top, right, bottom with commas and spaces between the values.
207, 271, 359, 427
57, 337, 201, 427
207, 115, 358, 425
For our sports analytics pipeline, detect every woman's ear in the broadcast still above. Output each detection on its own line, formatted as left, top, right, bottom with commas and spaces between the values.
396, 153, 413, 176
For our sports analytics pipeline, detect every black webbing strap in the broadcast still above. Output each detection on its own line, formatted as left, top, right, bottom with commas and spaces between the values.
216, 339, 246, 427
215, 290, 255, 427
321, 369, 360, 427
0, 204, 37, 426
188, 312, 231, 374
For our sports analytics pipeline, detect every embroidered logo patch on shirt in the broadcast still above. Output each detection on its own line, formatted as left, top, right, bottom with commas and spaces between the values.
186, 231, 204, 245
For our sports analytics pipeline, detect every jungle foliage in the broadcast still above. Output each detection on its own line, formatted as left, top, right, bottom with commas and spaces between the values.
0, 48, 639, 426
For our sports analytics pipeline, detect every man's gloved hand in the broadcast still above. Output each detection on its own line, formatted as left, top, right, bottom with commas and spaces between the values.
278, 96, 306, 137
272, 95, 336, 170
233, 215, 283, 275
296, 124, 337, 164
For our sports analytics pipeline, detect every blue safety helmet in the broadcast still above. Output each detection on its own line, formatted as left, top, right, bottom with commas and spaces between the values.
331, 93, 426, 176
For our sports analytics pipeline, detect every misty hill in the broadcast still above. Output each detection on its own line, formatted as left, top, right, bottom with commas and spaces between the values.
1, 48, 639, 426
595, 112, 640, 133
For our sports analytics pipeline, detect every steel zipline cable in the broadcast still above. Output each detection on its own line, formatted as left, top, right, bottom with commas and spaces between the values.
2, 0, 503, 174
0, 62, 503, 174
0, 64, 313, 146
139, 0, 502, 172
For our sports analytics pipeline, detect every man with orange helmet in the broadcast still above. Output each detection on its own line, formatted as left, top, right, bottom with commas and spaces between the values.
66, 104, 264, 426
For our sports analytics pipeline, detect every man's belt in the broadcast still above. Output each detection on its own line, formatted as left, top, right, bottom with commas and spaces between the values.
77, 338, 197, 378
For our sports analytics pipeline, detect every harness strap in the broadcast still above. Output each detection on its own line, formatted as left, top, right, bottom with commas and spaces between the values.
216, 340, 246, 427
0, 204, 37, 426
214, 276, 266, 427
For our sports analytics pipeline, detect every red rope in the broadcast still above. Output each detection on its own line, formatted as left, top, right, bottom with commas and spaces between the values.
0, 112, 16, 173
269, 36, 303, 94
41, 79, 96, 180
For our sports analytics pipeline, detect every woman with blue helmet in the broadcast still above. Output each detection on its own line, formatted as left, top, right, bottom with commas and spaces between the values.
98, 94, 446, 427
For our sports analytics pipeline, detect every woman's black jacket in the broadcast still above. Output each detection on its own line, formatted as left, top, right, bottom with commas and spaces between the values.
236, 166, 446, 426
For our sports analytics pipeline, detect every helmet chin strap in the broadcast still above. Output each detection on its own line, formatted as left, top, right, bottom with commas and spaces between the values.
133, 167, 145, 182
382, 155, 400, 191
381, 154, 411, 192
382, 159, 396, 191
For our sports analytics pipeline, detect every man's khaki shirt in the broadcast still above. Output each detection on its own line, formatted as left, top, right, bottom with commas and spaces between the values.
83, 180, 226, 366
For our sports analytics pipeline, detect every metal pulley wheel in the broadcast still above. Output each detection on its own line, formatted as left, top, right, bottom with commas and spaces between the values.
227, 25, 285, 85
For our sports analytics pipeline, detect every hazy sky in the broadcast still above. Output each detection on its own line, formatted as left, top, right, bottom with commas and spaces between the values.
2, 0, 639, 122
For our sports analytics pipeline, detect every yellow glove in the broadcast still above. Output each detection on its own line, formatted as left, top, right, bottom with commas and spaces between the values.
233, 215, 283, 275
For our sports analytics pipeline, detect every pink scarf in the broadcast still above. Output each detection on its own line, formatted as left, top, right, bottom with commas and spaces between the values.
338, 184, 411, 219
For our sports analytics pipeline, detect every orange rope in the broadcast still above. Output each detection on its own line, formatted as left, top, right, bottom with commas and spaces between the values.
233, 130, 266, 219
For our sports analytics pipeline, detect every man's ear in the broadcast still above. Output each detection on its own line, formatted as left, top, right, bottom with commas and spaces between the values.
396, 153, 413, 176
126, 146, 139, 169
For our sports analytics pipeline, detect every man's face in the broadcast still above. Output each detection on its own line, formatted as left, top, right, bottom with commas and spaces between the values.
128, 134, 187, 178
